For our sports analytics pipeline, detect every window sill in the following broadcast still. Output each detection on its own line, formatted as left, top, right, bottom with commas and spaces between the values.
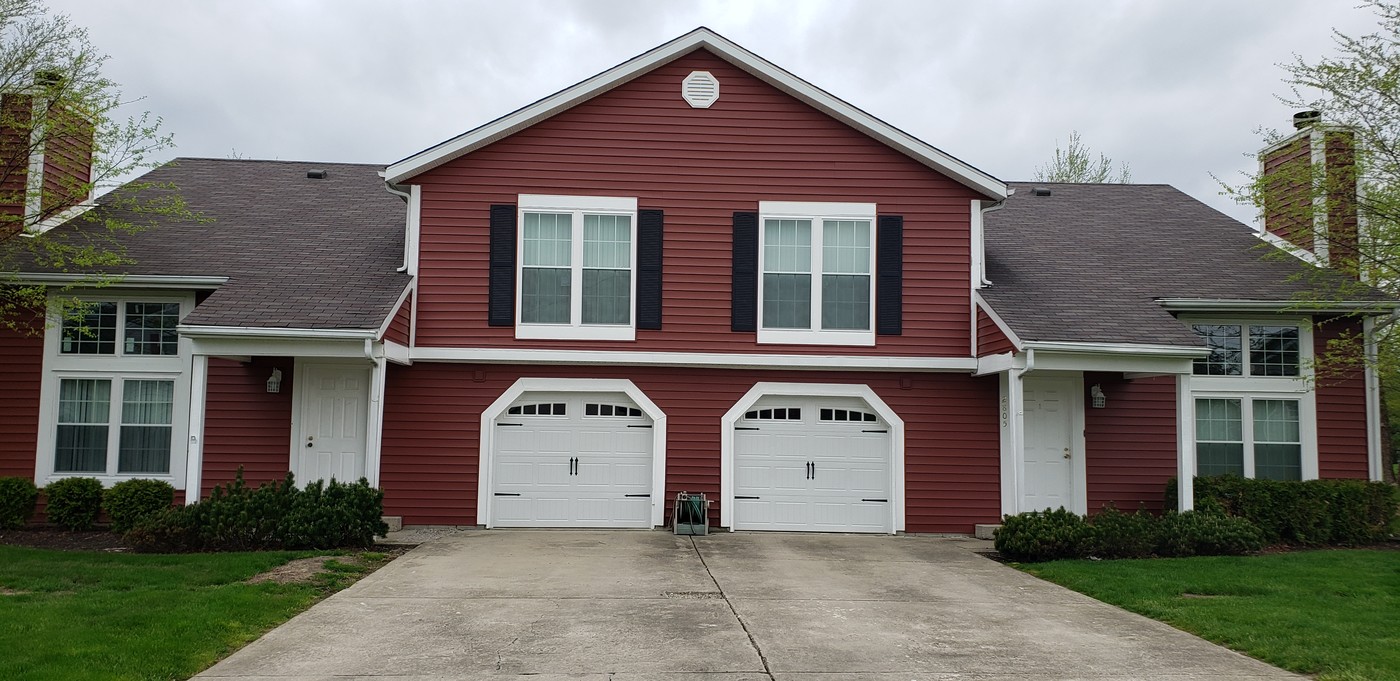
515, 324, 636, 342
757, 328, 876, 347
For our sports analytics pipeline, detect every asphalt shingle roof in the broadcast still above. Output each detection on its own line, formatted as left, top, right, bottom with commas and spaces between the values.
11, 158, 410, 331
981, 182, 1388, 347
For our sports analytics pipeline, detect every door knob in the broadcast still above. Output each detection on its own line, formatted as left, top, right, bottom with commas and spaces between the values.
1063, 448, 1071, 459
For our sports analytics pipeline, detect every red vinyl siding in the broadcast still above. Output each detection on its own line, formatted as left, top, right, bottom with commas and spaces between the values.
381, 364, 1001, 533
384, 291, 412, 346
1315, 318, 1369, 478
1083, 373, 1177, 513
411, 49, 981, 357
976, 308, 1015, 356
200, 357, 295, 497
0, 322, 43, 479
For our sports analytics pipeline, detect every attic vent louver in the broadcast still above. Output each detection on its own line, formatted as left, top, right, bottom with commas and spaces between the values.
682, 71, 719, 108
306, 169, 327, 179
1032, 187, 1052, 196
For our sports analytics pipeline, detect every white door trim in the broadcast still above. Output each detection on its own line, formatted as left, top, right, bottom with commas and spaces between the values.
477, 378, 668, 528
720, 382, 904, 533
1017, 373, 1087, 516
289, 359, 374, 485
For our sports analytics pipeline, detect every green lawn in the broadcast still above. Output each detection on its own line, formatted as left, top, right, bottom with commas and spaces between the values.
0, 546, 389, 681
1020, 549, 1400, 681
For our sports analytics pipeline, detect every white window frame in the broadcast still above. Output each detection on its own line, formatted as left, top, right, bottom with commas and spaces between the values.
757, 201, 877, 346
1184, 316, 1318, 480
36, 291, 194, 487
515, 194, 638, 341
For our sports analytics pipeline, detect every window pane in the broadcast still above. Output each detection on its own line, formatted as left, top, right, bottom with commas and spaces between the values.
522, 212, 571, 267
60, 302, 117, 355
1254, 399, 1301, 480
119, 381, 174, 474
821, 274, 870, 330
1191, 324, 1242, 376
521, 267, 571, 324
762, 273, 811, 329
1249, 325, 1300, 377
582, 268, 631, 325
822, 220, 871, 274
583, 214, 631, 269
121, 380, 173, 425
55, 379, 111, 473
124, 302, 181, 356
763, 219, 811, 273
1195, 398, 1243, 476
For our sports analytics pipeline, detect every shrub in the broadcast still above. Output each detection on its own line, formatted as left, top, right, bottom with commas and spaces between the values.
103, 479, 176, 534
128, 469, 388, 553
44, 477, 104, 531
1156, 508, 1266, 557
1085, 504, 1157, 559
993, 507, 1091, 562
1167, 475, 1397, 546
0, 477, 39, 529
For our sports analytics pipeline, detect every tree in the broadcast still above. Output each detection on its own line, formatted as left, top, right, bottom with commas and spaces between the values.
1227, 0, 1400, 481
0, 0, 192, 332
1032, 131, 1132, 183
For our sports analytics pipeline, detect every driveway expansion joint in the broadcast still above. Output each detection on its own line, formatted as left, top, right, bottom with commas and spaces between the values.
691, 536, 776, 681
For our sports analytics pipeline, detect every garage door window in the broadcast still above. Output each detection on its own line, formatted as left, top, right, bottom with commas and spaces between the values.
744, 407, 801, 420
506, 403, 567, 416
585, 403, 642, 417
820, 408, 877, 422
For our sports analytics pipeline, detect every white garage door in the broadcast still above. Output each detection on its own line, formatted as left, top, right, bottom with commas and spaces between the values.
492, 392, 653, 528
733, 396, 892, 533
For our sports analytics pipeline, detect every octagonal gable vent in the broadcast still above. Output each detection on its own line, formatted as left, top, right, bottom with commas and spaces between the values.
682, 71, 719, 108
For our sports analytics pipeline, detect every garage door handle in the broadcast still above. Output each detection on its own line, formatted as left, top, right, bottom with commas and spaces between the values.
497, 422, 523, 427
735, 495, 760, 500
627, 424, 652, 429
494, 493, 522, 497
862, 498, 888, 503
734, 426, 760, 431
861, 429, 887, 433
624, 493, 651, 498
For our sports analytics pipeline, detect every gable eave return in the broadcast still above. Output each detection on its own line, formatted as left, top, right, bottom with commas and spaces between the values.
382, 27, 1007, 201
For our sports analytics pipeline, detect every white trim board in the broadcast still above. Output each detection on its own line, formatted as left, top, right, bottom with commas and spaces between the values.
718, 382, 905, 534
384, 27, 1006, 200
972, 292, 1024, 351
476, 378, 669, 528
410, 346, 979, 371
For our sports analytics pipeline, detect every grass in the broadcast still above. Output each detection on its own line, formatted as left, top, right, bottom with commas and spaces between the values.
1020, 549, 1400, 681
0, 546, 389, 681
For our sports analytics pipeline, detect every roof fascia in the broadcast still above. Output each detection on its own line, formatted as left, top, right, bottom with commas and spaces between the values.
1158, 298, 1400, 314
14, 273, 229, 289
178, 325, 377, 340
1021, 340, 1209, 358
374, 282, 415, 341
972, 290, 1023, 351
384, 28, 1006, 200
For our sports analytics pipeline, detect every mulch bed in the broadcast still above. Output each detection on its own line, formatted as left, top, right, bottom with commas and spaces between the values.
0, 528, 131, 552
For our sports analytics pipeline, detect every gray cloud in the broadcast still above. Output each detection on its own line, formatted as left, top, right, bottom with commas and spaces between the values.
48, 0, 1382, 223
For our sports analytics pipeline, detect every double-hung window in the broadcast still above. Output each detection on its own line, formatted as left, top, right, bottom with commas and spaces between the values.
516, 195, 637, 341
1188, 320, 1313, 481
41, 294, 191, 485
757, 201, 876, 345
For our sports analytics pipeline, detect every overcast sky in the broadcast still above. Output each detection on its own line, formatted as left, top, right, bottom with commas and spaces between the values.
46, 0, 1383, 224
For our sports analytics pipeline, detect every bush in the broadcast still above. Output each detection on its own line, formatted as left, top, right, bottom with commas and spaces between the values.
128, 469, 388, 553
1156, 508, 1266, 557
0, 477, 39, 529
44, 477, 104, 531
1167, 475, 1397, 546
994, 507, 1091, 562
103, 479, 176, 534
1085, 504, 1157, 559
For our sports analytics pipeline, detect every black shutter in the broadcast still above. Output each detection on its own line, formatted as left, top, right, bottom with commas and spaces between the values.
637, 209, 664, 330
876, 214, 903, 335
731, 211, 759, 332
488, 204, 517, 327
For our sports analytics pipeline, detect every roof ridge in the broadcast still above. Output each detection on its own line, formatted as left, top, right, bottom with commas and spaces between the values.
170, 157, 387, 168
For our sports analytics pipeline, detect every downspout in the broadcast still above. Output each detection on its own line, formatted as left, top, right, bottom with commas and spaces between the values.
1003, 347, 1033, 516
976, 192, 1010, 288
384, 182, 412, 273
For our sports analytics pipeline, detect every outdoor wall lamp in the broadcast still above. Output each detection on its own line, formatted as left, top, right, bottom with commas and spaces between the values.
1090, 384, 1106, 409
266, 368, 283, 394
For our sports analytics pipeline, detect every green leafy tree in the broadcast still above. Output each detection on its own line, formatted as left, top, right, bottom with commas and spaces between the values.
1032, 131, 1132, 183
0, 0, 194, 332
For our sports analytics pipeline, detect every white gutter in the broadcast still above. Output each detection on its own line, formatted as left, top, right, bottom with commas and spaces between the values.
384, 182, 412, 273
13, 273, 230, 288
1020, 340, 1209, 358
178, 325, 377, 340
1158, 299, 1400, 313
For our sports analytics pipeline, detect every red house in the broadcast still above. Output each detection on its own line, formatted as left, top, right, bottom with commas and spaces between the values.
1, 29, 1389, 534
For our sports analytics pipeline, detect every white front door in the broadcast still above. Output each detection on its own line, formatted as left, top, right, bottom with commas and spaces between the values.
1022, 376, 1076, 512
297, 362, 370, 485
733, 397, 892, 533
491, 392, 653, 528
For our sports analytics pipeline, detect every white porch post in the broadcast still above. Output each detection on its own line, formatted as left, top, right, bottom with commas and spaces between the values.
1364, 317, 1383, 481
999, 369, 1025, 517
1175, 373, 1195, 511
364, 355, 387, 488
183, 354, 209, 505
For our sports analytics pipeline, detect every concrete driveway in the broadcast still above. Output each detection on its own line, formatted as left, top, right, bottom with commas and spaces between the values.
198, 531, 1297, 680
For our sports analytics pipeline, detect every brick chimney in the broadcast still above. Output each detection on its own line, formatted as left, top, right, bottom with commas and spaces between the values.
1259, 111, 1360, 277
0, 74, 95, 236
